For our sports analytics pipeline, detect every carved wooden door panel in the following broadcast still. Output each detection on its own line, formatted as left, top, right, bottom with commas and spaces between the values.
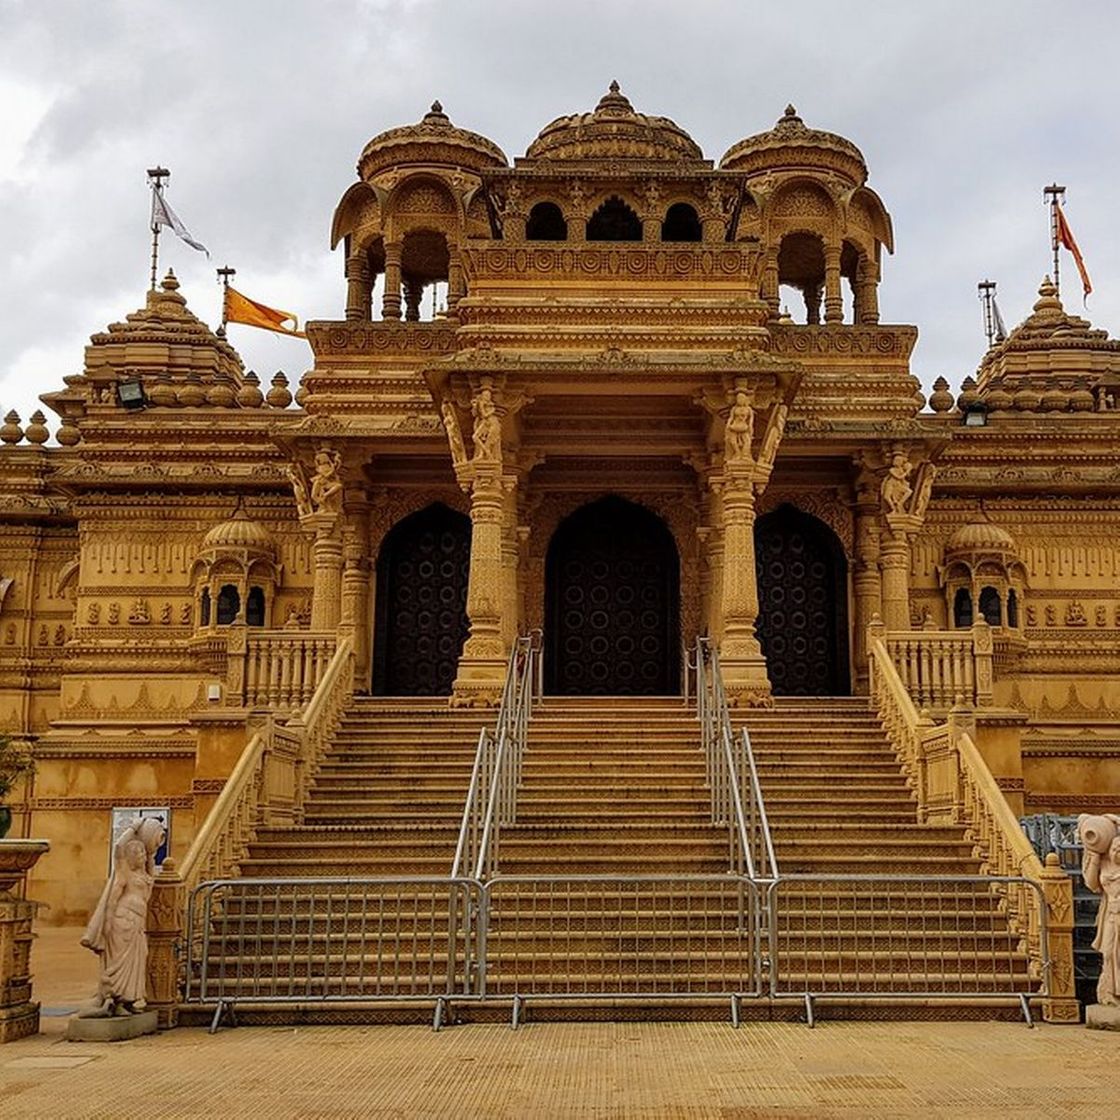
545, 497, 680, 695
373, 505, 470, 696
754, 506, 849, 696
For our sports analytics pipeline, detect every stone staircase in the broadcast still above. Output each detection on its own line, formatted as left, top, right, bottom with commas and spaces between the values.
188, 693, 1034, 1015
748, 697, 1034, 997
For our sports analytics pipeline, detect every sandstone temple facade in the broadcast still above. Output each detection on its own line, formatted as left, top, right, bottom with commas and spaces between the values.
1, 85, 1118, 928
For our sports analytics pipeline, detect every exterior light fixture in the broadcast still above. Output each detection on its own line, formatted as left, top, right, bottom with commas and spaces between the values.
962, 402, 988, 427
118, 379, 147, 410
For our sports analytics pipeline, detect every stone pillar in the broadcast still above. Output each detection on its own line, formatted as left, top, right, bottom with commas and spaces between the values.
403, 276, 423, 322
804, 283, 822, 326
500, 477, 521, 648
308, 512, 344, 631
448, 249, 465, 313
146, 858, 184, 1030
716, 467, 771, 705
1039, 853, 1080, 1024
851, 491, 883, 691
339, 510, 372, 686
762, 247, 780, 320
856, 256, 880, 324
0, 840, 49, 1043
701, 487, 725, 643
824, 244, 843, 324
879, 528, 912, 632
382, 241, 402, 320
453, 464, 509, 706
345, 251, 371, 321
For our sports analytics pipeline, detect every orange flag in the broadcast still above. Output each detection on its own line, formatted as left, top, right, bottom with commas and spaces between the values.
1054, 204, 1092, 300
224, 286, 306, 338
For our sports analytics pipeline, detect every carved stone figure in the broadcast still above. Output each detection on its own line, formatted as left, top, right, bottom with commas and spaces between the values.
160, 602, 172, 625
179, 602, 192, 626
86, 602, 100, 625
471, 387, 502, 463
309, 449, 344, 513
758, 403, 788, 468
107, 602, 120, 625
1066, 600, 1088, 626
724, 390, 754, 463
909, 462, 935, 518
880, 452, 912, 515
1080, 814, 1120, 1006
441, 399, 468, 467
285, 462, 313, 518
79, 815, 166, 1016
1045, 603, 1057, 627
128, 598, 151, 625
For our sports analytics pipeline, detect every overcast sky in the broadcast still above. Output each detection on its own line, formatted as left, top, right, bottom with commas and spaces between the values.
2, 0, 1118, 431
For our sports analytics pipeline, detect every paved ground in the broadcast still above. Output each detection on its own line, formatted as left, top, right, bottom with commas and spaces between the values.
2, 927, 1113, 1119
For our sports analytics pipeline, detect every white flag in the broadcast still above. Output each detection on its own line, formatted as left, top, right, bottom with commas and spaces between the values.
151, 189, 209, 256
992, 297, 1007, 342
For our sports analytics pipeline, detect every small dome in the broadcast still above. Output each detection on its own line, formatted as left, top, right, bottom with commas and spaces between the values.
524, 82, 704, 163
719, 104, 867, 185
203, 507, 275, 553
945, 522, 1017, 557
357, 101, 508, 180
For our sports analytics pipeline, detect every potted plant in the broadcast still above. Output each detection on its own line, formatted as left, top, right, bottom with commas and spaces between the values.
0, 736, 34, 839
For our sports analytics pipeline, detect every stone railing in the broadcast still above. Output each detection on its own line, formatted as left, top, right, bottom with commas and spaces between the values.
871, 615, 993, 711
867, 634, 1077, 1023
241, 631, 337, 710
146, 636, 354, 1027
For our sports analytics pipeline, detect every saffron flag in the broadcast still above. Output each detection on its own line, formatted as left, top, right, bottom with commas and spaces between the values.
1054, 204, 1092, 299
224, 285, 306, 338
151, 189, 209, 256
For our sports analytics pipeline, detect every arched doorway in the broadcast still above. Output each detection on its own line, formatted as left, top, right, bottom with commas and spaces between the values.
372, 504, 470, 696
754, 504, 850, 696
545, 497, 680, 695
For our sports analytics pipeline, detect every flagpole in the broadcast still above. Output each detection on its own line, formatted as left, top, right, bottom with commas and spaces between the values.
978, 279, 996, 348
1043, 183, 1065, 298
147, 167, 170, 291
217, 265, 236, 332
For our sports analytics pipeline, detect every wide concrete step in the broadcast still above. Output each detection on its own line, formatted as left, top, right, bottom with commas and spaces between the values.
238, 856, 455, 876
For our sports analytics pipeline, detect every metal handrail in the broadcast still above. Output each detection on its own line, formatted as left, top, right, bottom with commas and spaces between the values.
693, 637, 778, 882
451, 630, 542, 881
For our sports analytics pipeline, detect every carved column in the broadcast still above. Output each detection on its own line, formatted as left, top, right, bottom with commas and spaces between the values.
851, 476, 883, 690
804, 283, 822, 326
402, 276, 423, 322
716, 464, 771, 705
499, 476, 521, 648
701, 487, 725, 642
145, 858, 183, 1030
1040, 853, 1080, 1023
339, 507, 372, 686
382, 240, 402, 320
308, 513, 344, 631
447, 248, 465, 313
0, 840, 49, 1042
345, 251, 371, 321
453, 462, 509, 706
879, 526, 913, 632
762, 247, 780, 320
823, 244, 843, 324
856, 256, 880, 324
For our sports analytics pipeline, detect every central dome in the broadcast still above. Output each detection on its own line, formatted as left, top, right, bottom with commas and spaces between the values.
525, 82, 704, 163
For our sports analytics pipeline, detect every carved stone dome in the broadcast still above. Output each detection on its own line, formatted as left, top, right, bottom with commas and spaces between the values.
945, 522, 1017, 558
357, 101, 508, 180
719, 105, 867, 185
524, 82, 704, 163
202, 507, 275, 554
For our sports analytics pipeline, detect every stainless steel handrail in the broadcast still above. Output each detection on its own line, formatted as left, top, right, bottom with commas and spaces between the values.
693, 637, 778, 882
451, 630, 542, 881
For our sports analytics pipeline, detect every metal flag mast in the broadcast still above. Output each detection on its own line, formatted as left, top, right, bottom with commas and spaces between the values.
217, 265, 236, 333
147, 167, 171, 291
1043, 183, 1065, 297
978, 279, 998, 348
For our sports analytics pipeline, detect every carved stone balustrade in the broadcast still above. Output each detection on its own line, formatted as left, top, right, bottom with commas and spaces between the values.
0, 839, 50, 1042
242, 631, 337, 710
879, 620, 994, 712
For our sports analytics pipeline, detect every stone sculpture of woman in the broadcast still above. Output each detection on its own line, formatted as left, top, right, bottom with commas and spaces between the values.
472, 388, 502, 463
1080, 813, 1120, 1006
79, 815, 166, 1016
880, 451, 913, 516
309, 449, 343, 514
724, 390, 754, 463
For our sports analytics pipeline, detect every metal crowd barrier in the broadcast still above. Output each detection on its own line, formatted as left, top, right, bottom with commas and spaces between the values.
183, 871, 1048, 1030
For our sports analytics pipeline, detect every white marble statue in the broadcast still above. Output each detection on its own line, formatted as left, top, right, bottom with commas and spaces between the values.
79, 815, 166, 1017
1079, 813, 1120, 1007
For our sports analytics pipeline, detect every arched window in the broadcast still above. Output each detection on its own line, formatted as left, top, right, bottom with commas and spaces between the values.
586, 197, 642, 242
526, 202, 567, 241
778, 232, 827, 324
246, 586, 266, 627
200, 587, 211, 627
661, 202, 702, 242
953, 588, 973, 628
979, 586, 1001, 627
217, 584, 240, 626
1007, 588, 1019, 628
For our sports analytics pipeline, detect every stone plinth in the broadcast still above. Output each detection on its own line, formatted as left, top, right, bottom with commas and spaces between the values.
0, 839, 50, 1043
67, 1008, 158, 1042
1086, 1004, 1120, 1031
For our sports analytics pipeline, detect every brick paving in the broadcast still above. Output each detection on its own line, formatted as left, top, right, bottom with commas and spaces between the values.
4, 927, 1113, 1119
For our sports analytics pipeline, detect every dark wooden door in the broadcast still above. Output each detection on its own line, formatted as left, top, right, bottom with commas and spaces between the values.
545, 497, 680, 695
372, 504, 470, 696
754, 505, 849, 696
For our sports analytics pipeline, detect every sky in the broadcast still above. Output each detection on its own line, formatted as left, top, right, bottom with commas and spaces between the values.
1, 0, 1118, 431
